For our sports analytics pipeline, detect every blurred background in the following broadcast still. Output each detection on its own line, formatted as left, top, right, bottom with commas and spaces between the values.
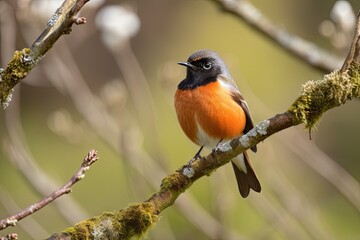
0, 0, 360, 239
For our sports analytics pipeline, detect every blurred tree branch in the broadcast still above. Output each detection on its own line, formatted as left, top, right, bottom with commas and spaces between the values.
45, 11, 360, 237
0, 0, 89, 109
210, 0, 344, 73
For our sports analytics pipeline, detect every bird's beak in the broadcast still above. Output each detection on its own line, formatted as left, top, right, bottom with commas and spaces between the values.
177, 61, 195, 69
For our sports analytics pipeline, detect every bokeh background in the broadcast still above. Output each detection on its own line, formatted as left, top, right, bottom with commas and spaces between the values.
1, 0, 360, 239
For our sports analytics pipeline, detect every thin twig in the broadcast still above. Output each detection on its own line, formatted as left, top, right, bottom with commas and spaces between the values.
210, 0, 343, 73
4, 92, 90, 223
0, 233, 18, 240
0, 150, 99, 231
0, 187, 49, 238
341, 11, 360, 72
0, 0, 89, 108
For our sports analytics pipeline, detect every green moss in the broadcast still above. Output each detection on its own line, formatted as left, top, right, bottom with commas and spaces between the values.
3, 48, 33, 82
113, 203, 158, 238
289, 66, 360, 129
161, 172, 189, 192
348, 63, 360, 96
49, 203, 158, 239
0, 48, 34, 107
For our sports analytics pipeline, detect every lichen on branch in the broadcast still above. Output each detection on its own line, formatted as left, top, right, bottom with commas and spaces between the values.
47, 203, 158, 240
0, 49, 33, 109
289, 63, 360, 129
0, 0, 89, 109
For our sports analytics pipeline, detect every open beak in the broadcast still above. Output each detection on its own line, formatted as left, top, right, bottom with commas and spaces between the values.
177, 61, 195, 69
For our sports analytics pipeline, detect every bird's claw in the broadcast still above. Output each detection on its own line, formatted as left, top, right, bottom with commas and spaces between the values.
185, 153, 202, 168
211, 139, 223, 156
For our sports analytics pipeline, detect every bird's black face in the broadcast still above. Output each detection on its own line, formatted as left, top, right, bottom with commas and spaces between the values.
178, 50, 228, 90
179, 57, 222, 78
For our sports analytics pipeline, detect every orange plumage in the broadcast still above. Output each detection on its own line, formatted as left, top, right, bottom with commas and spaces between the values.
175, 80, 246, 146
175, 49, 261, 198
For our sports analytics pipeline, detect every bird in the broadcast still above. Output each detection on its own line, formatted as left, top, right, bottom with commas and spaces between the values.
174, 49, 261, 198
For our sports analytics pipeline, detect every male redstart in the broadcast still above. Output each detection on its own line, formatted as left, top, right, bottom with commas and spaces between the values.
174, 49, 261, 198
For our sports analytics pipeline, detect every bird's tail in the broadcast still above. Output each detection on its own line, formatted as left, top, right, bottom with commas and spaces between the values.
231, 152, 261, 198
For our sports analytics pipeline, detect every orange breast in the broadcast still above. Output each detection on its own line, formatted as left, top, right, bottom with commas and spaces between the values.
174, 81, 246, 146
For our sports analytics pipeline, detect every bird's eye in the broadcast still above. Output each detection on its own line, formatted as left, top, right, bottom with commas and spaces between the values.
202, 62, 212, 70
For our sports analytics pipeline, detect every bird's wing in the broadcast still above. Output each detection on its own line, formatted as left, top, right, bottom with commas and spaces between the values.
219, 75, 257, 153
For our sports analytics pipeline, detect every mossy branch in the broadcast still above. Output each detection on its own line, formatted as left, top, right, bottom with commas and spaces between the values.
290, 11, 360, 129
46, 68, 359, 239
44, 11, 360, 240
0, 0, 89, 109
289, 64, 360, 129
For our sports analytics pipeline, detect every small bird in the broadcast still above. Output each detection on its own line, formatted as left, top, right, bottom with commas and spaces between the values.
174, 49, 261, 198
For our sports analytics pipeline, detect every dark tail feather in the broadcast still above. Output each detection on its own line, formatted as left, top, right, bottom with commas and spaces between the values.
231, 152, 261, 198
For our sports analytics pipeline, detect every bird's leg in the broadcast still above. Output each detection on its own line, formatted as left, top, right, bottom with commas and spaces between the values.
186, 146, 204, 167
212, 139, 223, 155
193, 146, 204, 160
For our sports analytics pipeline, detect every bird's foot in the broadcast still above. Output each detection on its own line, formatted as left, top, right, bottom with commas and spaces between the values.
211, 139, 223, 156
185, 146, 204, 168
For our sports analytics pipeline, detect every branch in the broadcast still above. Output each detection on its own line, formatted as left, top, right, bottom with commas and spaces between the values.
210, 0, 344, 73
0, 187, 49, 238
45, 11, 360, 239
4, 91, 90, 222
0, 0, 89, 109
341, 11, 360, 72
46, 70, 360, 239
42, 41, 245, 239
0, 233, 17, 240
0, 150, 99, 231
